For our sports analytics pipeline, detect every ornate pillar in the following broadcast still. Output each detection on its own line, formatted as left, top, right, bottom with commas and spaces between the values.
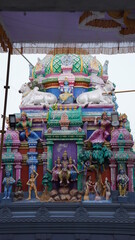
46, 140, 54, 190
0, 165, 3, 193
127, 161, 134, 192
27, 141, 38, 177
14, 165, 22, 181
42, 152, 47, 175
46, 140, 54, 171
109, 159, 117, 190
76, 140, 84, 191
14, 152, 22, 181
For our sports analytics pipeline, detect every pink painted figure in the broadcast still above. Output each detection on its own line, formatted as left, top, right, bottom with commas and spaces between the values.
85, 112, 110, 144
52, 157, 62, 181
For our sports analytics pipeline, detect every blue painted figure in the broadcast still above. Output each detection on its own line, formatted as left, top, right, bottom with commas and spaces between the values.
68, 157, 79, 181
59, 79, 73, 104
2, 171, 15, 199
16, 112, 40, 142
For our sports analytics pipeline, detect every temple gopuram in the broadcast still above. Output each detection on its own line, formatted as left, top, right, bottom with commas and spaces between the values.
0, 53, 135, 239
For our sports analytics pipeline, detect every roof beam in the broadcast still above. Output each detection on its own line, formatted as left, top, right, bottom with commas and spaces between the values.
0, 0, 134, 12
0, 24, 12, 53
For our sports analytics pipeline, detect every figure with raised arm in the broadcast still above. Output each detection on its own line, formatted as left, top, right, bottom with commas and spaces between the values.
16, 111, 40, 142
85, 112, 110, 144
26, 170, 40, 200
59, 151, 70, 185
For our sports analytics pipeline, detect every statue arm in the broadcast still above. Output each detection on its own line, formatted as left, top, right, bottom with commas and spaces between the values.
10, 177, 15, 184
73, 165, 79, 174
27, 180, 30, 186
28, 119, 32, 128
33, 170, 39, 180
16, 122, 21, 128
2, 178, 6, 185
47, 169, 52, 174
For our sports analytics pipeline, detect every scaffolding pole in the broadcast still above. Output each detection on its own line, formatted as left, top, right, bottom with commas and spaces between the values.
0, 50, 11, 167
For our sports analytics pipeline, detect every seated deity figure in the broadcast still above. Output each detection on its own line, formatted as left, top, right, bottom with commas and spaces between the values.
59, 78, 73, 104
59, 151, 70, 185
68, 157, 79, 181
52, 157, 62, 181
16, 111, 40, 142
2, 170, 15, 199
117, 169, 129, 197
85, 112, 110, 144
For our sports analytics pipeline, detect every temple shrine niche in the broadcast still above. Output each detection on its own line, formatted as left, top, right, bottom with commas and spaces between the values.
0, 53, 135, 203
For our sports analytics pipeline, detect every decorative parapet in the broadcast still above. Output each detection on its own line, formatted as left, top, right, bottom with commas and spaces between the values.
47, 107, 83, 127
45, 129, 85, 141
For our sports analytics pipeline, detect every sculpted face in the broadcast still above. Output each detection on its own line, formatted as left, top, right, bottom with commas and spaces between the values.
102, 112, 107, 120
57, 158, 61, 164
31, 173, 34, 178
6, 171, 10, 177
21, 114, 27, 121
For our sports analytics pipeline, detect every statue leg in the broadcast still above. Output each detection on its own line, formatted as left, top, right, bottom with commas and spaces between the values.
67, 171, 70, 184
33, 185, 40, 200
3, 186, 8, 199
119, 185, 122, 196
27, 187, 32, 200
59, 171, 62, 184
28, 132, 39, 141
20, 132, 26, 141
7, 185, 12, 199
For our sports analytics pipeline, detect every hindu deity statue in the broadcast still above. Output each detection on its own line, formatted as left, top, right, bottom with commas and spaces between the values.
52, 157, 62, 182
16, 111, 40, 142
121, 113, 131, 132
59, 78, 73, 104
26, 170, 40, 200
85, 112, 111, 144
103, 177, 111, 200
2, 170, 15, 199
84, 176, 94, 201
94, 175, 104, 200
68, 157, 79, 181
59, 151, 70, 185
117, 169, 129, 197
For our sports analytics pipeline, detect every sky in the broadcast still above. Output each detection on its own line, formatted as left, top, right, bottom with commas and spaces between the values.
0, 52, 135, 139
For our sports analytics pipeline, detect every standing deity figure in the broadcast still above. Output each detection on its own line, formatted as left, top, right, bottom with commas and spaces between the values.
117, 169, 129, 197
59, 151, 70, 185
16, 111, 40, 142
26, 170, 40, 200
2, 171, 15, 199
103, 177, 111, 200
94, 175, 104, 200
52, 157, 62, 181
84, 176, 94, 201
85, 112, 110, 144
68, 157, 79, 181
